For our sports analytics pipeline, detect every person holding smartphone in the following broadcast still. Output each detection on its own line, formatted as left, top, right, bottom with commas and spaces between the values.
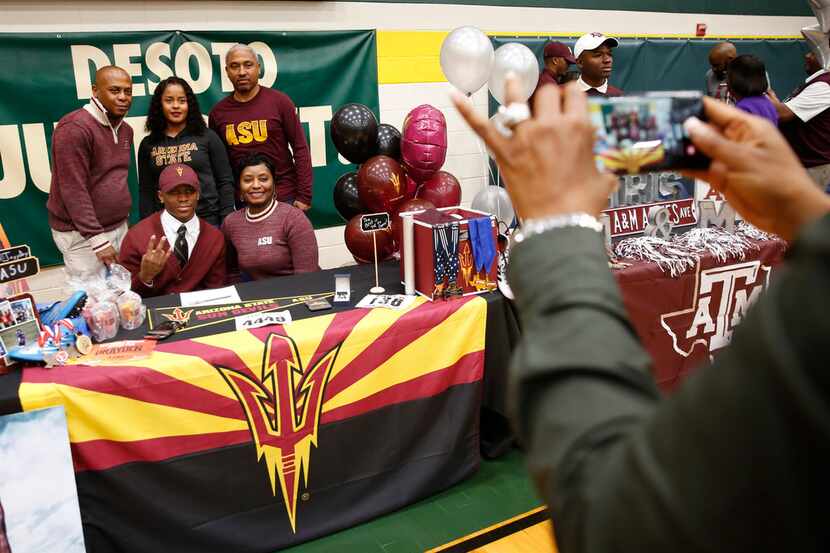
453, 77, 830, 552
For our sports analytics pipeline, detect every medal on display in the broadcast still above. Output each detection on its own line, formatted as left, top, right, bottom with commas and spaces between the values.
432, 222, 461, 299
75, 334, 93, 355
468, 217, 497, 291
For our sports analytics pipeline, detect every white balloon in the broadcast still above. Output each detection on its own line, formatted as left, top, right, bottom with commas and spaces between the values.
810, 0, 830, 33
802, 24, 830, 71
440, 26, 495, 95
471, 185, 515, 225
488, 43, 540, 105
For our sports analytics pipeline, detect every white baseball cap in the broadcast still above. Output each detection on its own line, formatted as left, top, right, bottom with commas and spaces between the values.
574, 32, 620, 59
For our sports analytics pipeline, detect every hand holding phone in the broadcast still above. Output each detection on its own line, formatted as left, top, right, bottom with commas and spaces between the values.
589, 91, 709, 175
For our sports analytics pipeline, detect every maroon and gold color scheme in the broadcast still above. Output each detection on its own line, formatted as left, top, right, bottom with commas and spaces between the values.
344, 213, 396, 264
357, 155, 407, 213
16, 296, 486, 552
416, 171, 462, 208
616, 238, 786, 390
392, 198, 435, 248
217, 333, 339, 532
400, 207, 498, 300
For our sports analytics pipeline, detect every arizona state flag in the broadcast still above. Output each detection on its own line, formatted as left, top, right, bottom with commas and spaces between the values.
16, 296, 486, 552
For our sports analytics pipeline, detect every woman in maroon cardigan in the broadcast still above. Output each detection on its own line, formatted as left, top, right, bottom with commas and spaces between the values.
221, 154, 319, 281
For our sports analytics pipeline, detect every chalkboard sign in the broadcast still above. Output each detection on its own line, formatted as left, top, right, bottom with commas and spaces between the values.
361, 212, 391, 232
0, 256, 39, 285
0, 245, 31, 264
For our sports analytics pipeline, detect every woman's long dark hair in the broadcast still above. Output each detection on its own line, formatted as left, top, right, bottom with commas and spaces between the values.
144, 76, 207, 137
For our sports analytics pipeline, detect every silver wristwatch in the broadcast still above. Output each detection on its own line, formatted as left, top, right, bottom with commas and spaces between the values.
512, 212, 604, 244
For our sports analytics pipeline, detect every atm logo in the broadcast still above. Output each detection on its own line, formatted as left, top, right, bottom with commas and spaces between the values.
216, 333, 340, 532
661, 260, 771, 357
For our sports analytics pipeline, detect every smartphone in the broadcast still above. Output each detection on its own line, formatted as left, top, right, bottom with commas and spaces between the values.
589, 91, 709, 175
305, 298, 332, 312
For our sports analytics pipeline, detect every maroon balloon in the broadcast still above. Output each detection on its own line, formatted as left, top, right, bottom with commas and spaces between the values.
344, 214, 396, 264
416, 171, 461, 208
357, 155, 407, 213
392, 198, 436, 247
403, 172, 419, 200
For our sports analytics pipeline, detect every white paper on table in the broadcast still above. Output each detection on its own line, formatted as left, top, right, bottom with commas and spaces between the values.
355, 294, 417, 311
235, 310, 292, 331
179, 286, 241, 307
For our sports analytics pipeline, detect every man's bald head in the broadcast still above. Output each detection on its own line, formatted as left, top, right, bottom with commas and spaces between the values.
709, 42, 738, 81
709, 42, 737, 80
225, 44, 260, 96
91, 65, 133, 120
94, 65, 130, 87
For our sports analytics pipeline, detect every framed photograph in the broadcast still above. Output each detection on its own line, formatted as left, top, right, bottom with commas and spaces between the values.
0, 301, 12, 330
10, 297, 34, 325
0, 294, 41, 368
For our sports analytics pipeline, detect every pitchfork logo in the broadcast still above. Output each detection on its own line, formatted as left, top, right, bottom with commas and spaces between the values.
217, 333, 341, 532
661, 261, 771, 357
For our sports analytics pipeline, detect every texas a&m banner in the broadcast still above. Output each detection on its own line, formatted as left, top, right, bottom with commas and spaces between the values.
11, 295, 485, 552
616, 238, 787, 390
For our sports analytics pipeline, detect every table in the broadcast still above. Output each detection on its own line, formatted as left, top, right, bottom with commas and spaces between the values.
0, 262, 517, 553
615, 238, 787, 391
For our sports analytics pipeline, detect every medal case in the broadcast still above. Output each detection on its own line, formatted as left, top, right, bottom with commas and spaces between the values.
399, 206, 498, 301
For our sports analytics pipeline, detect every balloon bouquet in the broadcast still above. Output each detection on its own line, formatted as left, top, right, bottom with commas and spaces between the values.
440, 26, 540, 298
330, 103, 463, 263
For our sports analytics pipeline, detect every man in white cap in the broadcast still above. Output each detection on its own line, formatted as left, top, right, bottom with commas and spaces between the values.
574, 32, 624, 97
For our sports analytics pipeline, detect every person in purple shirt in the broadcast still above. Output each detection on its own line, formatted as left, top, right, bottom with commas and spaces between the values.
728, 55, 779, 125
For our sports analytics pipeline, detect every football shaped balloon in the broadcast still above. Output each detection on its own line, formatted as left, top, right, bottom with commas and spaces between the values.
357, 155, 407, 213
332, 171, 365, 222
401, 105, 448, 182
416, 171, 461, 208
331, 103, 378, 164
402, 171, 419, 200
344, 214, 396, 264
392, 198, 436, 247
375, 123, 402, 159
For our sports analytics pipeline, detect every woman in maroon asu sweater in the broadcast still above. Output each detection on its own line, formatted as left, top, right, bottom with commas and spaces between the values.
222, 154, 320, 281
222, 154, 319, 281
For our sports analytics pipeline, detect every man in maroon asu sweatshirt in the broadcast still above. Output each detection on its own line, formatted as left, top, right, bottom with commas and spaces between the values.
48, 66, 134, 277
119, 164, 226, 297
208, 44, 313, 211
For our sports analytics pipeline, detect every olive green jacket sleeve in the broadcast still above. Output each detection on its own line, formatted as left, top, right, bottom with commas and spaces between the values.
507, 218, 830, 553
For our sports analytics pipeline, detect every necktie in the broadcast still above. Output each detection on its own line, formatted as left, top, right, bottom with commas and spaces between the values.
174, 224, 189, 266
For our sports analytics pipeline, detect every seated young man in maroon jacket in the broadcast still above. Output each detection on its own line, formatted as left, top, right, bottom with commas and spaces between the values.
119, 164, 226, 297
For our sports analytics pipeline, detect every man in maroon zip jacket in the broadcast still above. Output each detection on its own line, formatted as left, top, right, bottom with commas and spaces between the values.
209, 44, 313, 212
119, 164, 226, 297
47, 66, 134, 277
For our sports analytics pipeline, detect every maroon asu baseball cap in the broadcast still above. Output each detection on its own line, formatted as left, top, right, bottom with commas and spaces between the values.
158, 163, 199, 193
543, 41, 577, 64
